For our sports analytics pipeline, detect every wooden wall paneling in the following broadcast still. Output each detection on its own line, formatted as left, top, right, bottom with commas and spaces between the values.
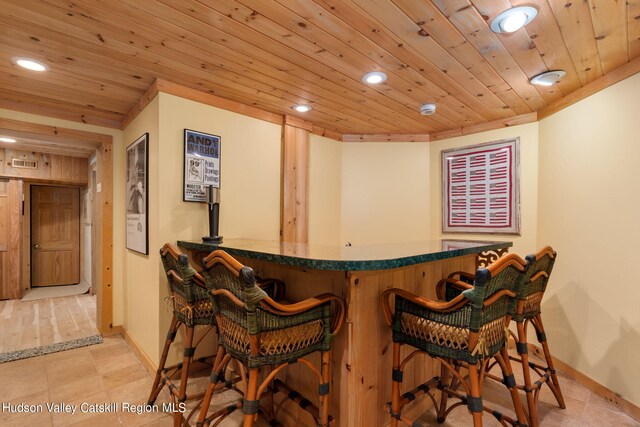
6, 179, 22, 300
0, 148, 87, 185
548, 0, 603, 85
0, 149, 4, 176
281, 120, 309, 244
430, 0, 547, 111
588, 0, 629, 75
0, 179, 6, 300
21, 183, 31, 292
629, 0, 640, 58
0, 178, 7, 251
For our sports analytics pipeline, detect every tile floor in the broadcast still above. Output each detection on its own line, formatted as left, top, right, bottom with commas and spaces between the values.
0, 334, 637, 426
0, 294, 97, 354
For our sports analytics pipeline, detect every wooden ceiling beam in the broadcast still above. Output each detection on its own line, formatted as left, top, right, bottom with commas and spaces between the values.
0, 117, 109, 147
342, 134, 430, 143
430, 112, 537, 142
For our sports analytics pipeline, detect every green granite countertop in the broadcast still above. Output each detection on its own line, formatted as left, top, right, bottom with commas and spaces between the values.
177, 238, 512, 271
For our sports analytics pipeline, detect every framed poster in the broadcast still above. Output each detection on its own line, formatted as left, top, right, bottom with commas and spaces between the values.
183, 129, 221, 202
126, 133, 149, 254
442, 138, 520, 234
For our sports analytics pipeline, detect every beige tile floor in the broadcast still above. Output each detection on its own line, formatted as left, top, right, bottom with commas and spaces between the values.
0, 334, 637, 426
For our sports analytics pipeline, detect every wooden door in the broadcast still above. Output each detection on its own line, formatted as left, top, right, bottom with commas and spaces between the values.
31, 186, 80, 287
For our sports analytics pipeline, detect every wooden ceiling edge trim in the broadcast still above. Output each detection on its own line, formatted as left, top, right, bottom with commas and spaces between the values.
284, 114, 313, 132
0, 117, 112, 146
430, 113, 538, 142
538, 57, 640, 120
155, 79, 283, 126
310, 125, 342, 142
0, 100, 121, 130
341, 133, 430, 142
120, 79, 159, 130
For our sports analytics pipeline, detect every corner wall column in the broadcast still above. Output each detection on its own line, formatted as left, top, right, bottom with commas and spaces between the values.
281, 115, 311, 243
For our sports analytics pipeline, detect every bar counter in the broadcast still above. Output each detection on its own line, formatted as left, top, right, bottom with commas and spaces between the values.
178, 238, 511, 426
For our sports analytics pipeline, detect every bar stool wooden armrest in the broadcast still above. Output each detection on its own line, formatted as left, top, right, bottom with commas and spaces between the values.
435, 277, 474, 301
261, 293, 345, 334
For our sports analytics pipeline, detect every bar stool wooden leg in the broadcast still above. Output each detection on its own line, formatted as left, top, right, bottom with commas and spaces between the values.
516, 320, 539, 427
467, 362, 484, 427
437, 361, 450, 423
173, 325, 195, 427
496, 347, 529, 427
390, 342, 402, 427
319, 350, 331, 426
243, 366, 260, 427
148, 315, 179, 405
533, 314, 566, 409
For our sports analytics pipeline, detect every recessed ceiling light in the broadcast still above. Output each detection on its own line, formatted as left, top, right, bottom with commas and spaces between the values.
0, 137, 17, 143
292, 104, 312, 113
12, 57, 49, 72
490, 6, 538, 33
362, 71, 387, 84
530, 70, 566, 86
420, 103, 437, 116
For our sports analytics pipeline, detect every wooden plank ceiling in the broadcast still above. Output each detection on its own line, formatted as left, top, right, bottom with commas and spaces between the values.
0, 0, 638, 138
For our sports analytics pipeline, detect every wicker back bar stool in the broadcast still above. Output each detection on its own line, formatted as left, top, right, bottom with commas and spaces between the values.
507, 247, 564, 426
196, 250, 345, 427
381, 253, 530, 427
444, 247, 564, 427
149, 243, 217, 427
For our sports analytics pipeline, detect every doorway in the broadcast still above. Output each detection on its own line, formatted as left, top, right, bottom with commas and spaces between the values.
30, 185, 80, 287
0, 117, 113, 334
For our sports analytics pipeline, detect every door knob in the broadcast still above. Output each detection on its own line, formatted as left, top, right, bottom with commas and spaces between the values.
33, 244, 40, 249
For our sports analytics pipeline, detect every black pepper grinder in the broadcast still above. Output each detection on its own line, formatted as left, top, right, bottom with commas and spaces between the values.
203, 185, 223, 243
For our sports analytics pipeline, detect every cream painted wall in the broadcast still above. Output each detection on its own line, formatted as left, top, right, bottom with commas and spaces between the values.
309, 134, 342, 246
538, 73, 640, 406
122, 97, 160, 362
428, 123, 539, 256
341, 142, 430, 245
157, 93, 281, 245
0, 108, 125, 326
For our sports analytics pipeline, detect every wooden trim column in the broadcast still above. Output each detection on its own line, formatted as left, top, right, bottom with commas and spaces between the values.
281, 115, 311, 244
98, 140, 114, 333
2, 179, 23, 299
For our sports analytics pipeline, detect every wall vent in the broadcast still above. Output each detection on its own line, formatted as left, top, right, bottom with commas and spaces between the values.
11, 158, 38, 169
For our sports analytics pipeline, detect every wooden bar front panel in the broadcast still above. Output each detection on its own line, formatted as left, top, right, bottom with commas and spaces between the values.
183, 251, 476, 427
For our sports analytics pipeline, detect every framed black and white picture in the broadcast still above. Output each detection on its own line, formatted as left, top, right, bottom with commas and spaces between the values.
183, 129, 221, 202
126, 133, 149, 254
442, 138, 520, 235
